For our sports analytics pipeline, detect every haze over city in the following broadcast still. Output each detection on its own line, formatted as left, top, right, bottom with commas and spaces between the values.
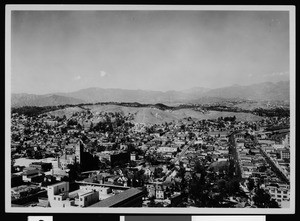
11, 10, 289, 95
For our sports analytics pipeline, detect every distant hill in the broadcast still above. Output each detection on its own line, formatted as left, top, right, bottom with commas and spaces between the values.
57, 88, 164, 103
204, 81, 289, 101
11, 94, 85, 108
11, 93, 41, 107
11, 81, 289, 107
181, 86, 210, 95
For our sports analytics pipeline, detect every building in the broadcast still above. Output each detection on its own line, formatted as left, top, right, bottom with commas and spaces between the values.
22, 167, 44, 183
69, 189, 99, 207
170, 193, 182, 206
155, 185, 164, 199
11, 174, 23, 187
79, 185, 112, 200
236, 140, 245, 149
146, 184, 156, 198
282, 134, 290, 148
145, 183, 165, 200
207, 131, 228, 139
75, 140, 84, 165
157, 146, 177, 153
47, 182, 70, 207
29, 162, 52, 172
89, 188, 146, 207
130, 153, 137, 161
47, 181, 100, 207
279, 149, 290, 160
265, 184, 290, 207
45, 120, 58, 127
11, 185, 42, 201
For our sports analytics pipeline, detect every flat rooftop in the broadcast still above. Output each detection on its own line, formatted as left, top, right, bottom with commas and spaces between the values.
68, 189, 94, 198
89, 188, 144, 207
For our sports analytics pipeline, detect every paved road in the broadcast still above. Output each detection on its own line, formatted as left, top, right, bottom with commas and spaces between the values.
162, 139, 195, 181
174, 139, 195, 164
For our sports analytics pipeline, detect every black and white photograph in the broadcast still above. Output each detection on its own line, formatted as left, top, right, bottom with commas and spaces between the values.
5, 5, 295, 214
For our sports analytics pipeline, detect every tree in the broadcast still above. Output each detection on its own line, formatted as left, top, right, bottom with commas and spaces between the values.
89, 122, 94, 131
76, 123, 82, 130
253, 187, 280, 208
67, 163, 81, 182
225, 178, 240, 195
176, 165, 188, 194
129, 160, 137, 167
61, 126, 68, 134
217, 179, 226, 193
41, 163, 53, 172
228, 158, 235, 178
194, 160, 206, 175
153, 167, 163, 178
81, 152, 100, 172
247, 178, 255, 191
258, 165, 268, 173
34, 151, 43, 159
24, 127, 31, 135
148, 198, 164, 207
11, 133, 20, 142
67, 119, 78, 127
11, 158, 16, 172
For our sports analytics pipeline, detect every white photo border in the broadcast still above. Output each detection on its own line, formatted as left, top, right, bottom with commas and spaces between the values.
5, 4, 296, 214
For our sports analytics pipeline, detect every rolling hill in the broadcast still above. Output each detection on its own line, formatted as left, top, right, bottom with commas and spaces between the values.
48, 104, 263, 124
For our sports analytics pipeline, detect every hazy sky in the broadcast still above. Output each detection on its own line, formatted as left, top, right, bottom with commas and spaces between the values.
11, 10, 290, 94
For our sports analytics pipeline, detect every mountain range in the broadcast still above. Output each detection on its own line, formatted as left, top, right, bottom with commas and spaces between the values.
11, 81, 290, 108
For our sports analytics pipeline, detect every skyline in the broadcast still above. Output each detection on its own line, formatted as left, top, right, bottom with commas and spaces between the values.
11, 10, 290, 94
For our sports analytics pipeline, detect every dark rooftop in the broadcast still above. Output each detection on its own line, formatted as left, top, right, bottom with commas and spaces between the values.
89, 188, 144, 207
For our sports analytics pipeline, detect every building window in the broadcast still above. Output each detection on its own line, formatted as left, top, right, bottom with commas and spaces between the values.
62, 188, 64, 191
80, 198, 83, 201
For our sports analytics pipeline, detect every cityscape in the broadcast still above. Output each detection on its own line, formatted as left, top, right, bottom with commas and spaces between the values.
7, 7, 294, 212
10, 101, 291, 208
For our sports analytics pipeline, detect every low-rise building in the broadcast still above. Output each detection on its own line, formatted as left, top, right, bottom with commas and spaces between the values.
265, 184, 290, 208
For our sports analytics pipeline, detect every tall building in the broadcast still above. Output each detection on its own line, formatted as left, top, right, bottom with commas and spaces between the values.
75, 140, 84, 165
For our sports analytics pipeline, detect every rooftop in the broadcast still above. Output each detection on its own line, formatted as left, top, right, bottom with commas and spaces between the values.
89, 188, 144, 207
